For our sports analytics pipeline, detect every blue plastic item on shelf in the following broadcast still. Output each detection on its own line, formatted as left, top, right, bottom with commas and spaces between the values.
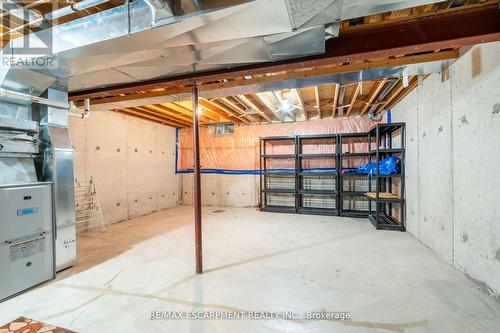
357, 162, 376, 174
356, 156, 400, 176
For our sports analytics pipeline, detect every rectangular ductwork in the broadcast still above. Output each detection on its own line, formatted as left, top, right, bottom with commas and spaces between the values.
1, 0, 444, 93
143, 0, 174, 21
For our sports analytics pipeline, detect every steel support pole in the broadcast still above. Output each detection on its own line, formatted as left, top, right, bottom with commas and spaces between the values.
192, 81, 203, 274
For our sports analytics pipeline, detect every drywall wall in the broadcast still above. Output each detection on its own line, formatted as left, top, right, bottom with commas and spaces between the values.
182, 174, 259, 207
392, 41, 500, 296
69, 111, 181, 224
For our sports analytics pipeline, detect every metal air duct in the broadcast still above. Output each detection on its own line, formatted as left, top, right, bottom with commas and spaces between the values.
2, 0, 445, 93
143, 0, 174, 22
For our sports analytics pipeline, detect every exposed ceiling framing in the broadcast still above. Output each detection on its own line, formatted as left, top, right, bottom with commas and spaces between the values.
70, 1, 499, 102
112, 75, 427, 127
63, 1, 499, 127
2, 1, 498, 128
0, 0, 122, 47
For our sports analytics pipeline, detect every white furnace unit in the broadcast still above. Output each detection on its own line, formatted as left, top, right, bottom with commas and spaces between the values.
0, 182, 55, 302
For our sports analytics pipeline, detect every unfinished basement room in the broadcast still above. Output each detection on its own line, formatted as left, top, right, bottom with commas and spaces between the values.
0, 0, 499, 332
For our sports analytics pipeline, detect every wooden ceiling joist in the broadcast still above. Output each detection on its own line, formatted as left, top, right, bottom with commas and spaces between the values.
217, 97, 258, 123
294, 89, 306, 121
375, 78, 407, 113
337, 85, 346, 117
314, 86, 321, 118
197, 102, 230, 123
209, 99, 249, 123
235, 95, 273, 122
117, 108, 188, 127
129, 106, 191, 127
73, 50, 459, 107
255, 93, 283, 122
182, 102, 225, 123
114, 110, 167, 125
386, 76, 422, 110
332, 84, 339, 118
347, 83, 361, 117
360, 79, 388, 116
3, 0, 491, 127
137, 105, 193, 126
162, 102, 214, 123
199, 99, 245, 124
70, 2, 499, 102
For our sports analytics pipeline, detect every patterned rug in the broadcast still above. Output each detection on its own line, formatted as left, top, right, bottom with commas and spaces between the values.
0, 317, 77, 333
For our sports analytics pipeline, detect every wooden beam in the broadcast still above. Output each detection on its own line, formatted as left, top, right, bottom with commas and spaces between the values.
236, 95, 273, 122
245, 94, 274, 122
117, 108, 186, 127
376, 78, 406, 113
332, 83, 339, 118
196, 101, 230, 123
346, 83, 361, 116
74, 50, 459, 106
360, 79, 387, 115
209, 99, 250, 123
255, 92, 283, 122
337, 85, 346, 117
218, 97, 258, 122
180, 101, 223, 122
72, 1, 500, 100
136, 105, 193, 126
202, 107, 228, 123
129, 106, 191, 127
293, 89, 306, 121
70, 2, 499, 102
161, 102, 193, 116
314, 86, 321, 118
163, 102, 215, 123
199, 99, 245, 124
155, 103, 206, 124
114, 110, 166, 125
386, 76, 421, 110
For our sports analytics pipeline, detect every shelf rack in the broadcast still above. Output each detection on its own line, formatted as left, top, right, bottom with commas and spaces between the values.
366, 123, 406, 231
339, 132, 375, 217
259, 136, 297, 213
297, 134, 339, 216
259, 123, 406, 232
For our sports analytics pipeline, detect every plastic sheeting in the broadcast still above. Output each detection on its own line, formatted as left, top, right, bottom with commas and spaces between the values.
177, 116, 382, 173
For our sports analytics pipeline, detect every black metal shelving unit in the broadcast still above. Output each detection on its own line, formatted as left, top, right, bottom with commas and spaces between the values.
366, 123, 406, 231
339, 132, 376, 217
259, 124, 406, 232
259, 136, 297, 213
297, 134, 339, 216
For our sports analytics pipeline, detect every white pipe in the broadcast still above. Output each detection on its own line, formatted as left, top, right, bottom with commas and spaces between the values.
68, 100, 91, 119
0, 88, 70, 109
0, 88, 90, 119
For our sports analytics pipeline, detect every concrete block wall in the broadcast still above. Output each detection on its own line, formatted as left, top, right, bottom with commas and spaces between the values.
69, 111, 181, 224
182, 174, 259, 208
392, 41, 500, 296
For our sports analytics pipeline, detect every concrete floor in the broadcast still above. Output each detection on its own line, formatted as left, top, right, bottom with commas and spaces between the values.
1, 206, 499, 333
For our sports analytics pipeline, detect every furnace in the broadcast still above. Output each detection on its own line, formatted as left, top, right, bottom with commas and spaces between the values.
0, 89, 77, 301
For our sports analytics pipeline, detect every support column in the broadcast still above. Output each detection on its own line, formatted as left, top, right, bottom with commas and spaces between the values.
192, 80, 203, 274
